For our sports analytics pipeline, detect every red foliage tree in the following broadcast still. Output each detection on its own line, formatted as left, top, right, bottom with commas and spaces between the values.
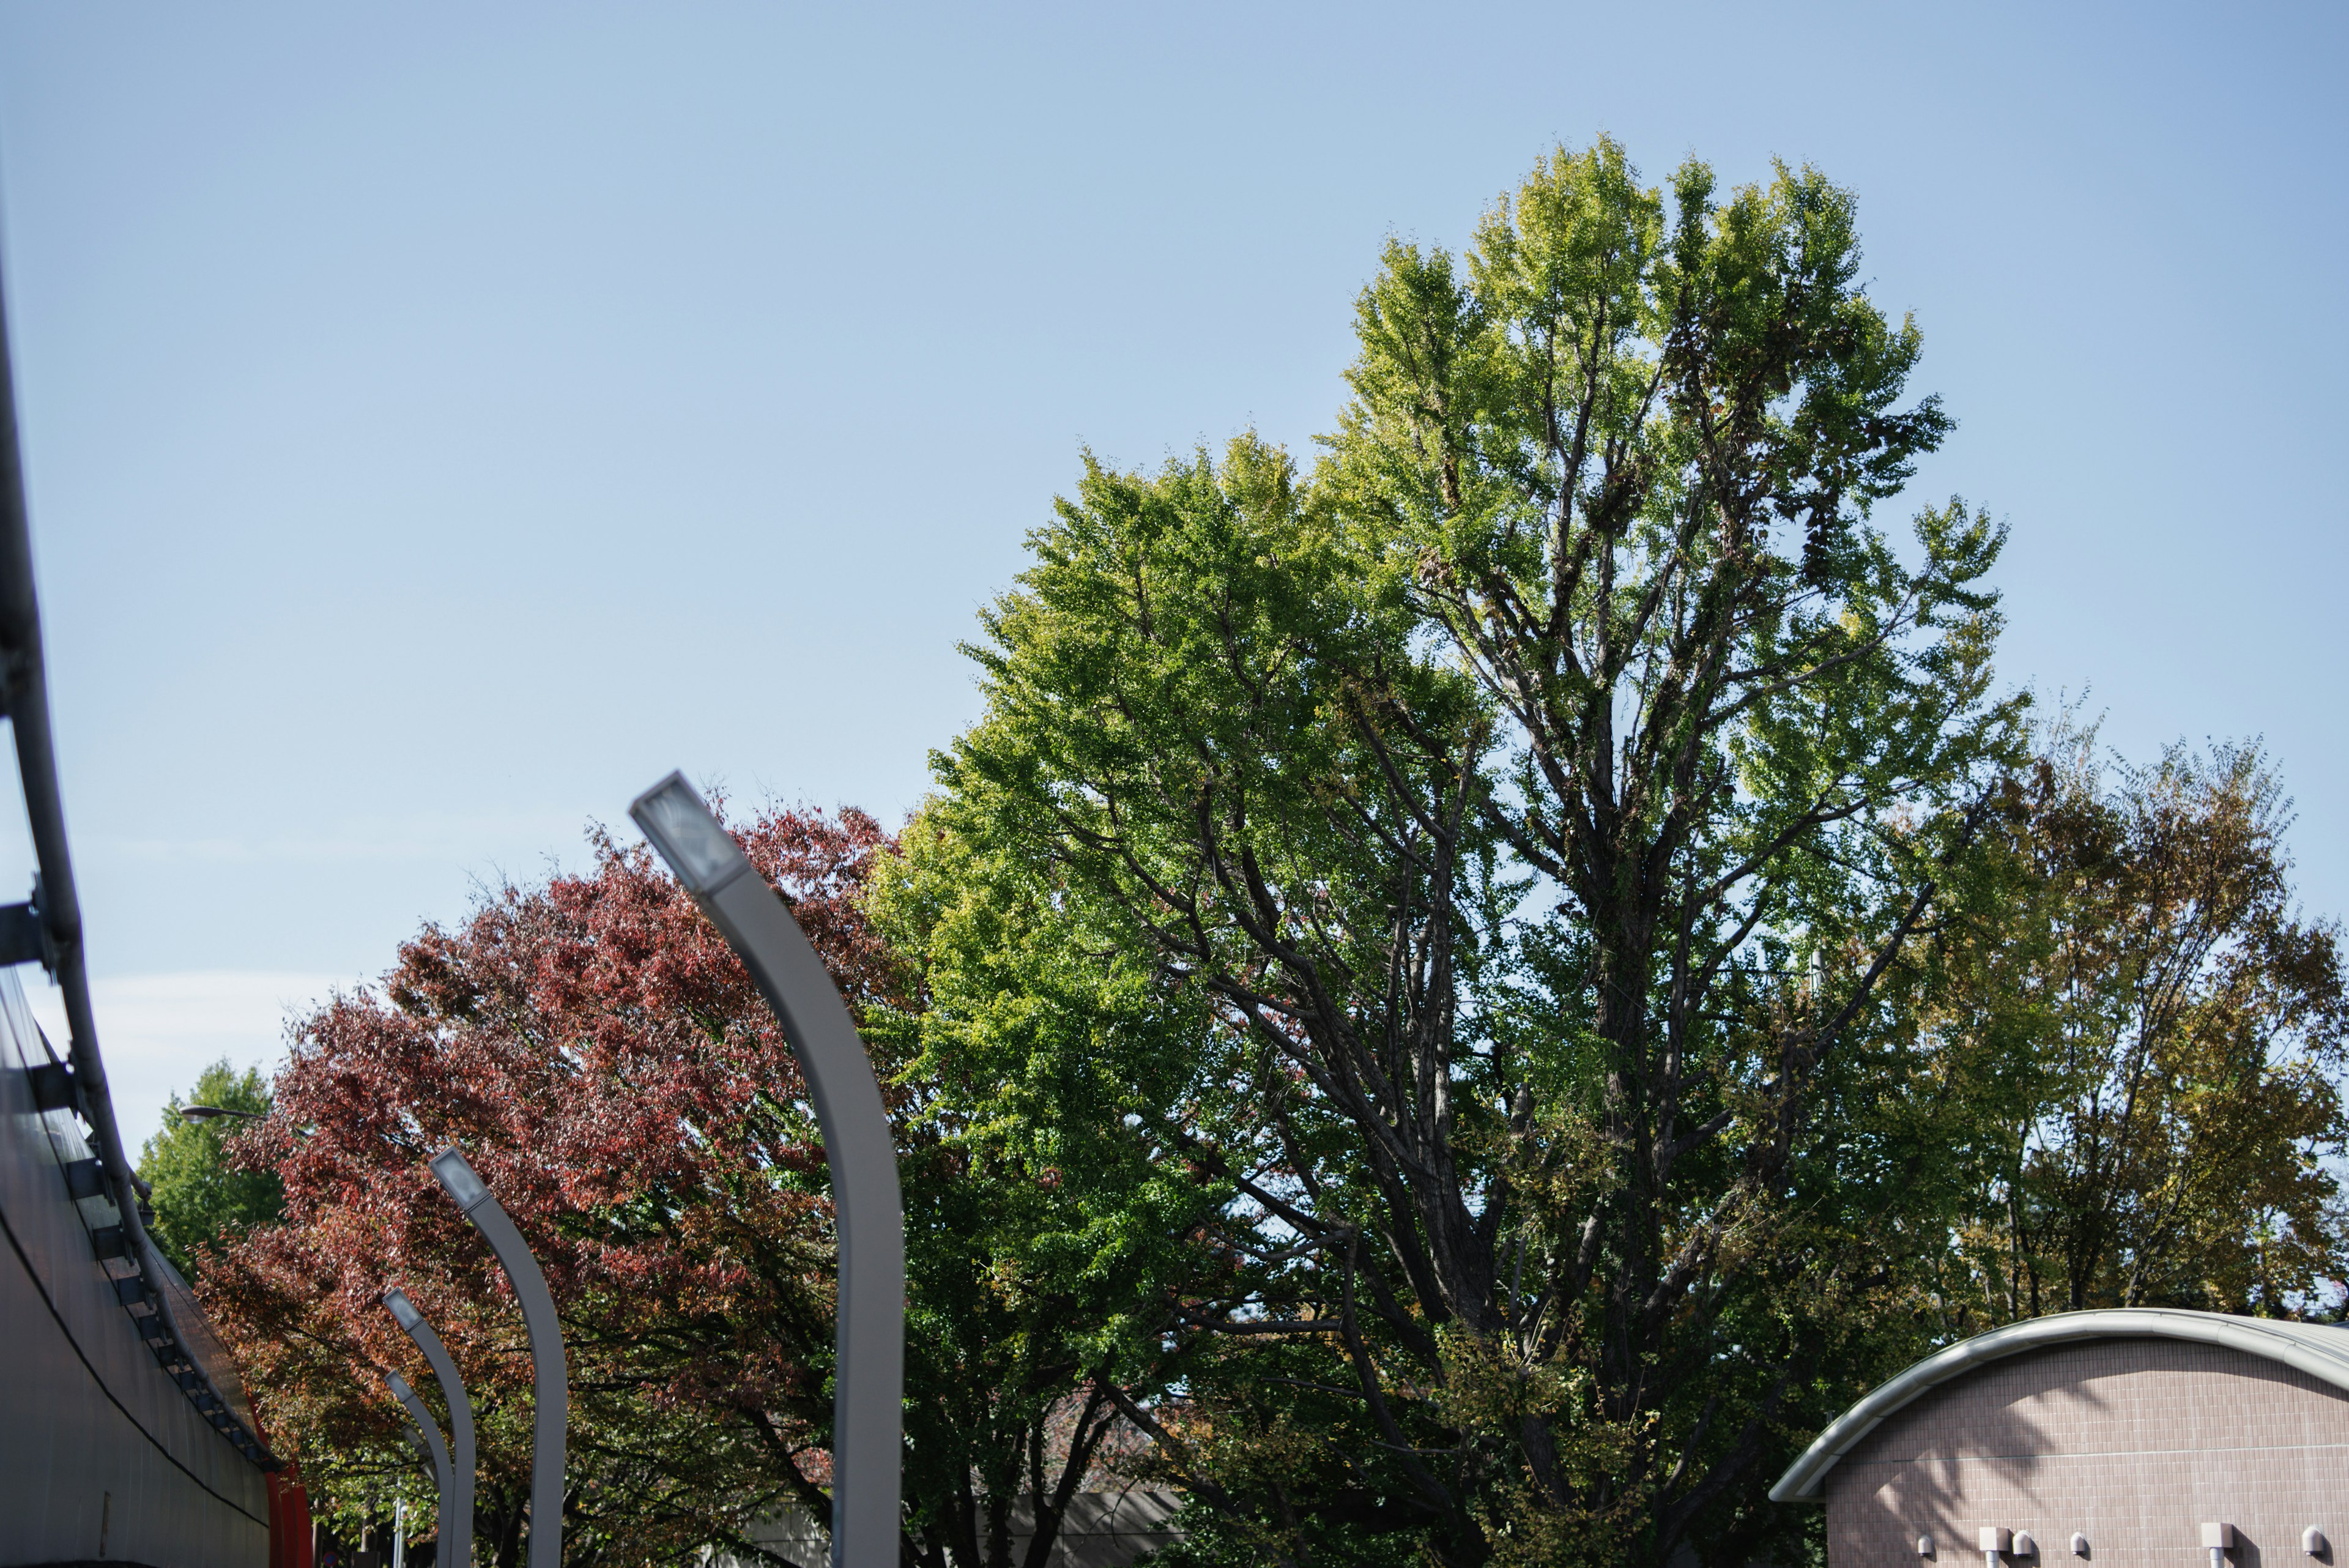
206, 805, 907, 1566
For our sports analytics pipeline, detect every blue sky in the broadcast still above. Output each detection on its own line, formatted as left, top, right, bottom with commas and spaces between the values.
0, 3, 2342, 1151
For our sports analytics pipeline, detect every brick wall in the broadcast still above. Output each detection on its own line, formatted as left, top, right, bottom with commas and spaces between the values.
1824, 1339, 2347, 1568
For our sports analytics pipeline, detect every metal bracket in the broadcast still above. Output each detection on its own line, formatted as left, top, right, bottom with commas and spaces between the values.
26, 1060, 77, 1115
61, 1157, 105, 1200
0, 883, 56, 971
0, 900, 39, 965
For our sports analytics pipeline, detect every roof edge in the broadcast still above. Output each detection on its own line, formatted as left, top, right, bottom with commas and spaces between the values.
1769, 1309, 2349, 1503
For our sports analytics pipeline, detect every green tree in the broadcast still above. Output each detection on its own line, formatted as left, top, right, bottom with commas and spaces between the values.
878, 806, 1222, 1568
903, 139, 2026, 1566
138, 1058, 284, 1277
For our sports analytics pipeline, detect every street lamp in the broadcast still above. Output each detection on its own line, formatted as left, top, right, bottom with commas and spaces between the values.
385, 1370, 450, 1566
384, 1288, 472, 1568
176, 1104, 265, 1121
428, 1146, 564, 1568
630, 771, 904, 1568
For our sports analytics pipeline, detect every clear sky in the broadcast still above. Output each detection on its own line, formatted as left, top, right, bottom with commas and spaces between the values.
0, 3, 2342, 1153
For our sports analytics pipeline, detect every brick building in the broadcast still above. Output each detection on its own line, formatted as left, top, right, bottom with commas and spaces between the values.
1772, 1309, 2348, 1568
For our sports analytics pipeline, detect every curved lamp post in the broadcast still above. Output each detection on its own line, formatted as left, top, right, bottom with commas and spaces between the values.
630, 771, 903, 1568
385, 1372, 451, 1558
384, 1288, 473, 1568
428, 1147, 565, 1568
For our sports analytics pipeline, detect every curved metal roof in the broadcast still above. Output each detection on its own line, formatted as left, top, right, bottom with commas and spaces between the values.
1770, 1308, 2349, 1502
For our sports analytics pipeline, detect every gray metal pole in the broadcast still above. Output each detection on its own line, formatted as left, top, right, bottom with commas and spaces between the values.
385, 1373, 451, 1563
428, 1149, 565, 1568
629, 772, 903, 1568
385, 1289, 473, 1568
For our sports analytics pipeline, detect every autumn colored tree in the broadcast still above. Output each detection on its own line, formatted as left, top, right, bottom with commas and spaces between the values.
204, 803, 1165, 1567
898, 139, 2026, 1567
208, 808, 880, 1564
1950, 730, 2349, 1320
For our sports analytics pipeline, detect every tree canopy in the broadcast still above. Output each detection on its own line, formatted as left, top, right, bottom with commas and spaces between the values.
897, 136, 2026, 1568
1951, 729, 2349, 1320
204, 806, 1179, 1568
199, 138, 2347, 1568
139, 1058, 284, 1277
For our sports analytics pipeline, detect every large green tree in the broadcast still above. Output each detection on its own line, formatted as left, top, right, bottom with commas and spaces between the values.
897, 140, 2025, 1566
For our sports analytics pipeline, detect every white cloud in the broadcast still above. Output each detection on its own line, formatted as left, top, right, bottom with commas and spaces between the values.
21, 970, 355, 1157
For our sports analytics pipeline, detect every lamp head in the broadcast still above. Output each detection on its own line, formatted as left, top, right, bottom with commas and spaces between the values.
383, 1287, 421, 1330
629, 771, 749, 896
429, 1146, 490, 1213
387, 1370, 414, 1400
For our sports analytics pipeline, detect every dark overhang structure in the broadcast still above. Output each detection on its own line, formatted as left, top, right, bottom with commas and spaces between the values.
0, 248, 279, 1566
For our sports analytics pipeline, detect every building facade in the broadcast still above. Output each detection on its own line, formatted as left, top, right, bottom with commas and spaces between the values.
1774, 1310, 2348, 1568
